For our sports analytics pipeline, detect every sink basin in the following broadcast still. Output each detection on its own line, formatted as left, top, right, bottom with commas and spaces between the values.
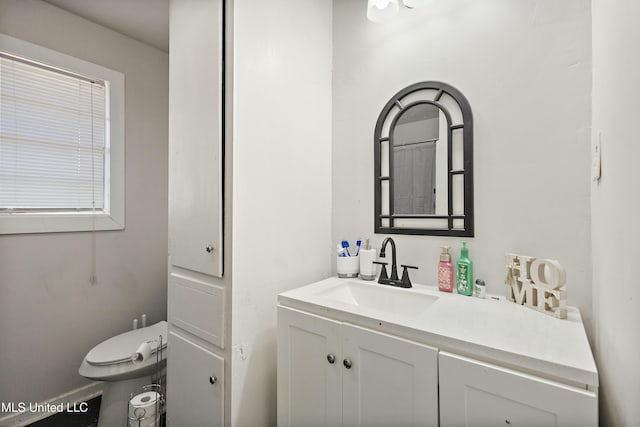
314, 280, 438, 318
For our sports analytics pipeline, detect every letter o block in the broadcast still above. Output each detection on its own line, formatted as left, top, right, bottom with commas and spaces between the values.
530, 259, 566, 290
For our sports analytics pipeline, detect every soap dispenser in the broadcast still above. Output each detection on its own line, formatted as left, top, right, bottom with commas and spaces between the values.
438, 246, 454, 292
456, 241, 473, 296
359, 239, 376, 281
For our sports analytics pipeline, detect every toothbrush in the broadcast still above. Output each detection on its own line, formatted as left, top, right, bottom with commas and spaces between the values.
336, 244, 348, 257
355, 239, 362, 256
341, 240, 351, 256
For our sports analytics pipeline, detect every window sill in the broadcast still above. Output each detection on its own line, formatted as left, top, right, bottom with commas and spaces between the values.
0, 212, 124, 234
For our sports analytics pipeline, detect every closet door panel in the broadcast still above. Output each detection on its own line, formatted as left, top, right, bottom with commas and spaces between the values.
168, 0, 223, 277
167, 331, 224, 426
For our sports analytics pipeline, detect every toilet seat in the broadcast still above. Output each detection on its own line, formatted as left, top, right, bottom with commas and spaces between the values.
86, 321, 167, 366
79, 321, 168, 383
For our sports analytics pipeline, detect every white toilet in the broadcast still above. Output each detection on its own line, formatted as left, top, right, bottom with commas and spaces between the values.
79, 321, 168, 427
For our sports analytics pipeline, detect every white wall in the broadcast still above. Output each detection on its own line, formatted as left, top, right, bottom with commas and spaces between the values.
333, 0, 593, 331
591, 0, 640, 424
230, 0, 333, 425
0, 0, 168, 407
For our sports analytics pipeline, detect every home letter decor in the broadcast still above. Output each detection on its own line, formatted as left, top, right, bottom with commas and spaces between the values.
504, 253, 567, 319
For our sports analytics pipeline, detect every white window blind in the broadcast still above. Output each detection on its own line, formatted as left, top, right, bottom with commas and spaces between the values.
0, 52, 107, 213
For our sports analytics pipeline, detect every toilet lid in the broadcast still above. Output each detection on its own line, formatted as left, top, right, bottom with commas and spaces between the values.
86, 321, 168, 366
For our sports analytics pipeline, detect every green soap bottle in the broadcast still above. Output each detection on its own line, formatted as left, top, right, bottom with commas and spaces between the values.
456, 241, 473, 296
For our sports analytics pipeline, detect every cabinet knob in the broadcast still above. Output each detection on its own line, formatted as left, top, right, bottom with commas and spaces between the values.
205, 245, 214, 254
209, 375, 217, 385
343, 358, 352, 369
326, 354, 336, 364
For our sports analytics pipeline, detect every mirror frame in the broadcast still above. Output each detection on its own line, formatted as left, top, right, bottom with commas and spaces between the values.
374, 81, 474, 237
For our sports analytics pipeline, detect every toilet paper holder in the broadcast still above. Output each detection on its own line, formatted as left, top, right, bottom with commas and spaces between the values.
127, 334, 165, 427
128, 383, 163, 427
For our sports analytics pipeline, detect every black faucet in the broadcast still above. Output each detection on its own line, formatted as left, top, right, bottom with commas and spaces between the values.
374, 237, 418, 288
380, 237, 399, 281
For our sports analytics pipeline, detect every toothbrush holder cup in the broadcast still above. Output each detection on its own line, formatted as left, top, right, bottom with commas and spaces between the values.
337, 255, 359, 278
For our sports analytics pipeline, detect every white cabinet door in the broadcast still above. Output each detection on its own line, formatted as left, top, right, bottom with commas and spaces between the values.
439, 351, 597, 427
168, 0, 223, 277
166, 331, 224, 427
277, 307, 342, 427
342, 324, 439, 427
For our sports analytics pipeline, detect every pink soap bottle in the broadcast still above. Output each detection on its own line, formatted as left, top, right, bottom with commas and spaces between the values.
438, 246, 454, 292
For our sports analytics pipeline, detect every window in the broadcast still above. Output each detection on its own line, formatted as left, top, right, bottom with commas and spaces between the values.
0, 55, 106, 212
0, 34, 124, 234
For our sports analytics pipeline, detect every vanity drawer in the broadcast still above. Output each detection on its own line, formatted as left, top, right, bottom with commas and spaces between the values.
168, 272, 225, 348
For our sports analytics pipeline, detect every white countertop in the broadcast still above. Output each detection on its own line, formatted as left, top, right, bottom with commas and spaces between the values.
278, 277, 598, 389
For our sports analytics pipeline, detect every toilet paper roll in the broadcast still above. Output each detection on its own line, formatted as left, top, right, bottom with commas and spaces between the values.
131, 342, 152, 365
129, 391, 160, 427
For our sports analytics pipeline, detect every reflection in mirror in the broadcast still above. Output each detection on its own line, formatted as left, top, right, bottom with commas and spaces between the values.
393, 104, 439, 215
374, 81, 474, 236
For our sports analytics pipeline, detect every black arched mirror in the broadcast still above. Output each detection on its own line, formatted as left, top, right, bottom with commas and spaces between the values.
374, 81, 474, 236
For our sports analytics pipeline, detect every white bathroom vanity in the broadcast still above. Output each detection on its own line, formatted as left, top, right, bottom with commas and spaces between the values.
277, 277, 598, 426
